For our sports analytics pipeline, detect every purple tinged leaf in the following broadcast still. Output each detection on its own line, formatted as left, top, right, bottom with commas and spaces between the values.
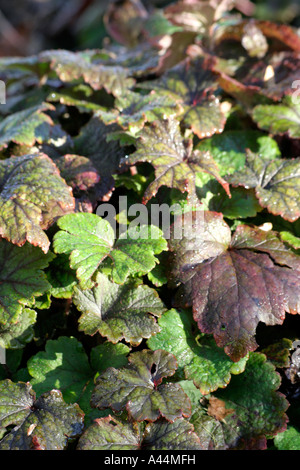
91, 349, 191, 422
129, 117, 230, 203
140, 58, 226, 139
0, 153, 75, 253
169, 211, 300, 361
0, 380, 84, 450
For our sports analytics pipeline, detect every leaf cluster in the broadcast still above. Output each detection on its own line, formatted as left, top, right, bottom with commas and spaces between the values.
0, 0, 299, 450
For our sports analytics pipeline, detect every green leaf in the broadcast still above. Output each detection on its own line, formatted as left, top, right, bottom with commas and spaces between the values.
195, 130, 281, 177
280, 231, 300, 249
27, 337, 130, 424
39, 49, 135, 97
0, 104, 54, 150
128, 117, 230, 203
252, 96, 300, 138
0, 308, 37, 349
227, 152, 300, 222
27, 336, 93, 403
0, 153, 75, 253
190, 353, 289, 449
141, 58, 226, 138
91, 349, 191, 422
214, 352, 289, 449
73, 272, 166, 345
0, 240, 53, 325
209, 187, 262, 219
97, 90, 181, 135
0, 380, 84, 450
46, 254, 77, 299
148, 309, 248, 394
169, 211, 300, 361
141, 418, 202, 450
53, 213, 167, 288
77, 415, 202, 450
90, 342, 131, 373
77, 415, 142, 450
274, 426, 300, 450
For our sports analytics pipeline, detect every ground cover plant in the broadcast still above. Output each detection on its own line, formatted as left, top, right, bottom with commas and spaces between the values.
0, 0, 300, 451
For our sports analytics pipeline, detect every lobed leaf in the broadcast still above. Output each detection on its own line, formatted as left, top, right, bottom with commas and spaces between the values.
0, 380, 84, 450
0, 240, 53, 325
128, 117, 230, 203
91, 349, 191, 422
0, 104, 54, 150
169, 211, 300, 361
73, 272, 166, 345
148, 309, 248, 394
0, 153, 75, 252
53, 213, 167, 288
227, 151, 300, 222
252, 96, 300, 138
141, 58, 226, 139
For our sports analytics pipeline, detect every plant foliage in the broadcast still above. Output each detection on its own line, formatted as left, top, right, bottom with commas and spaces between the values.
0, 0, 299, 451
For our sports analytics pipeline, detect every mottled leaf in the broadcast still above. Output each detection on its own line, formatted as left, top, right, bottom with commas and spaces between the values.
72, 117, 127, 202
141, 58, 226, 139
252, 96, 300, 138
0, 308, 37, 350
0, 240, 53, 326
227, 151, 300, 222
73, 272, 166, 345
261, 338, 293, 368
128, 117, 230, 203
148, 309, 248, 394
97, 90, 181, 135
91, 349, 191, 422
142, 418, 202, 450
0, 153, 75, 252
39, 49, 135, 97
77, 415, 141, 450
0, 104, 54, 150
169, 211, 300, 361
55, 154, 100, 192
0, 380, 84, 450
53, 213, 167, 288
77, 414, 202, 450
